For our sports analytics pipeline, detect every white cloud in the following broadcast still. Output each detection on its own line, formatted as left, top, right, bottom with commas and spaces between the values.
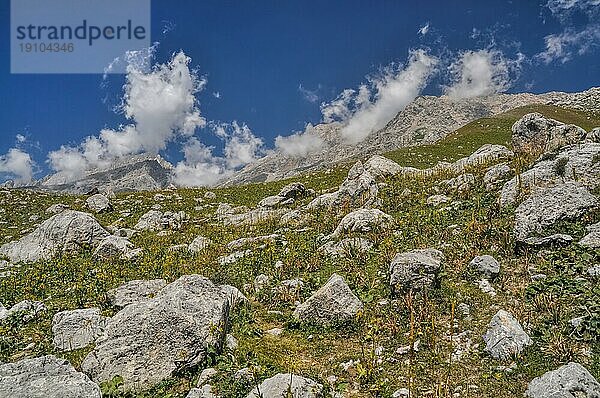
322, 49, 437, 143
275, 124, 324, 157
444, 49, 520, 99
546, 0, 600, 20
213, 91, 221, 98
298, 84, 320, 103
15, 134, 26, 143
418, 22, 430, 35
172, 121, 264, 187
0, 148, 35, 185
48, 51, 206, 179
537, 25, 600, 63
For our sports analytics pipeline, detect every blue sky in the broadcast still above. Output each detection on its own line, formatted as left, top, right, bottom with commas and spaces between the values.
0, 0, 599, 185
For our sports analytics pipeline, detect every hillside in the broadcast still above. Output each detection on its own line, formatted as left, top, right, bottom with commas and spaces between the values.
1, 109, 600, 397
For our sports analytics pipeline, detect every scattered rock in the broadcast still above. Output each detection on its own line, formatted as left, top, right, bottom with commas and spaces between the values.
189, 236, 213, 253
134, 210, 188, 231
187, 384, 217, 398
0, 210, 109, 263
0, 355, 101, 398
82, 275, 232, 391
525, 362, 600, 398
196, 367, 218, 387
86, 194, 112, 213
364, 155, 418, 179
514, 183, 597, 242
470, 255, 500, 279
318, 237, 373, 258
52, 308, 108, 351
93, 235, 141, 260
246, 373, 323, 398
329, 208, 394, 239
444, 173, 475, 193
427, 194, 450, 206
45, 203, 69, 214
477, 279, 497, 297
106, 279, 167, 308
511, 113, 576, 155
483, 163, 511, 191
483, 310, 532, 359
293, 274, 363, 326
0, 300, 46, 323
519, 234, 574, 249
254, 274, 270, 292
389, 248, 444, 294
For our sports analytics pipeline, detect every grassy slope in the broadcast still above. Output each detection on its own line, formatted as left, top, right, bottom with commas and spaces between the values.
0, 105, 599, 397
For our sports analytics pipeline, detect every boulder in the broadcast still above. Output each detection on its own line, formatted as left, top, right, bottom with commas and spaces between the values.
514, 183, 598, 242
246, 373, 323, 398
318, 237, 373, 258
469, 255, 500, 279
82, 275, 232, 391
189, 236, 213, 253
389, 249, 444, 294
500, 143, 600, 207
134, 210, 188, 231
45, 203, 69, 214
187, 384, 217, 398
454, 144, 514, 171
525, 362, 600, 398
93, 235, 140, 260
86, 194, 112, 213
52, 308, 108, 351
579, 231, 600, 248
483, 310, 531, 359
483, 163, 511, 191
293, 274, 363, 326
0, 355, 101, 398
329, 208, 394, 239
427, 194, 450, 206
0, 211, 109, 263
0, 300, 45, 323
511, 113, 563, 154
443, 173, 475, 193
364, 155, 419, 179
106, 279, 167, 308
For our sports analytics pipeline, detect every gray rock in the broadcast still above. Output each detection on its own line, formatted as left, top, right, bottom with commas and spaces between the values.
254, 274, 270, 292
93, 235, 140, 260
82, 275, 232, 391
453, 144, 514, 171
444, 173, 475, 193
293, 274, 363, 326
514, 183, 598, 242
52, 308, 107, 351
546, 123, 587, 153
106, 279, 167, 308
189, 236, 213, 253
86, 194, 112, 213
45, 203, 69, 214
511, 113, 563, 154
525, 362, 600, 398
483, 163, 511, 191
0, 210, 110, 263
389, 249, 445, 293
0, 355, 101, 398
0, 299, 45, 323
427, 194, 450, 206
225, 334, 238, 350
318, 237, 373, 258
520, 234, 574, 249
226, 234, 282, 250
587, 265, 600, 277
470, 255, 500, 279
483, 310, 532, 359
187, 384, 217, 398
246, 373, 323, 398
329, 208, 394, 239
364, 155, 419, 179
196, 367, 218, 387
134, 210, 188, 231
587, 127, 600, 143
218, 250, 251, 266
218, 208, 287, 227
500, 143, 600, 207
579, 231, 600, 248
204, 191, 217, 200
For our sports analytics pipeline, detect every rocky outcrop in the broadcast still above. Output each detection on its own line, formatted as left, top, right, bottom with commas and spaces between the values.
52, 308, 108, 351
329, 208, 394, 239
0, 210, 109, 263
85, 194, 112, 213
364, 155, 418, 179
82, 275, 231, 391
246, 373, 323, 398
134, 210, 188, 231
525, 362, 600, 398
0, 355, 101, 398
483, 310, 532, 359
293, 274, 363, 326
514, 183, 598, 242
258, 182, 311, 208
389, 249, 444, 294
106, 279, 167, 308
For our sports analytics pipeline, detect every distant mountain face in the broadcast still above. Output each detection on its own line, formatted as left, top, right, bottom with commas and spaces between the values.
33, 88, 600, 193
218, 88, 600, 187
36, 154, 173, 194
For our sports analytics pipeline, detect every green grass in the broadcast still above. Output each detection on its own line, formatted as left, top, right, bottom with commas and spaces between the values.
384, 104, 600, 169
1, 105, 600, 397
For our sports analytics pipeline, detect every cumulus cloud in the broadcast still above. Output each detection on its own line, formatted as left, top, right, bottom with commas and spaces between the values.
48, 51, 206, 180
537, 25, 600, 63
16, 134, 26, 143
172, 121, 264, 187
320, 49, 437, 143
0, 148, 35, 185
275, 124, 325, 157
418, 22, 430, 36
444, 49, 521, 99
